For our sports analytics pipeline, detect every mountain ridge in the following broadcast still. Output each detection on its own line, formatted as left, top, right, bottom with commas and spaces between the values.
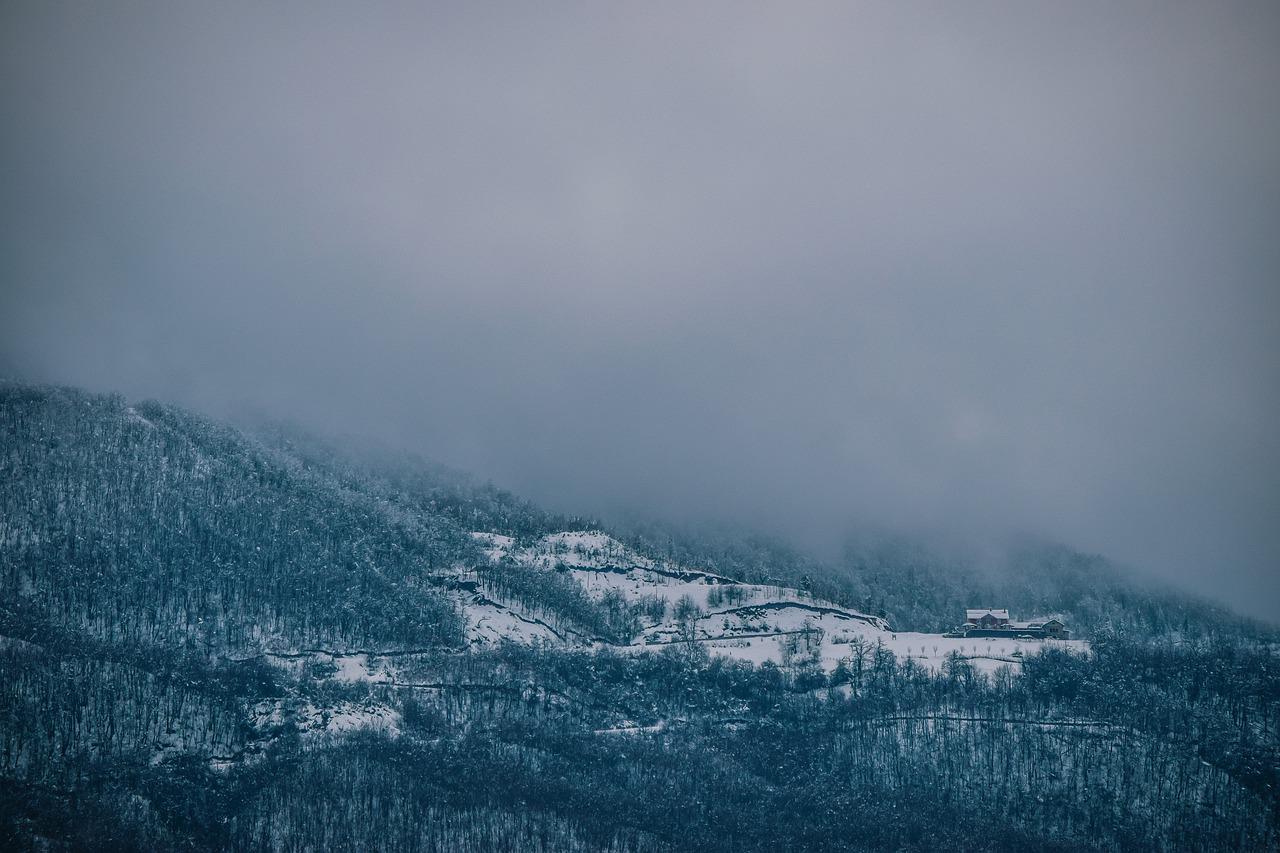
2, 382, 1276, 851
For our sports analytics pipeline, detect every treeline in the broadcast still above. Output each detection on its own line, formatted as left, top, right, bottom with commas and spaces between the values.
0, 643, 254, 789
842, 535, 1255, 637
280, 637, 1280, 851
4, 631, 1277, 851
3, 383, 1278, 850
242, 416, 664, 640
220, 393, 1254, 641
245, 420, 597, 541
611, 515, 1259, 638
0, 384, 468, 653
0, 384, 650, 655
475, 561, 641, 642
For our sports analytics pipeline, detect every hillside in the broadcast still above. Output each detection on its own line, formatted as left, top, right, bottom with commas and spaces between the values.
240, 422, 1250, 641
1, 384, 1277, 851
609, 520, 1253, 639
0, 385, 470, 654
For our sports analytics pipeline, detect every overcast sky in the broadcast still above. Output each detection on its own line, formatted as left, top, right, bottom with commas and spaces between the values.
2, 2, 1277, 616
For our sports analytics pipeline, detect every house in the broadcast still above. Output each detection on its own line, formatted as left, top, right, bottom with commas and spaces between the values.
1011, 617, 1069, 639
1039, 618, 1068, 639
959, 609, 1069, 640
965, 609, 1010, 630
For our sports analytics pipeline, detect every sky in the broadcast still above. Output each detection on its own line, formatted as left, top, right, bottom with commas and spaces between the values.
2, 2, 1278, 617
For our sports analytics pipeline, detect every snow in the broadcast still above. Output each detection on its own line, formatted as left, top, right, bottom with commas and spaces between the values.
697, 629, 1086, 674
255, 651, 393, 683
472, 529, 885, 628
463, 529, 1087, 675
570, 564, 732, 611
470, 531, 515, 562
332, 653, 391, 683
639, 601, 882, 646
124, 406, 155, 428
595, 720, 667, 736
484, 530, 661, 571
250, 699, 401, 738
462, 594, 562, 645
319, 703, 401, 736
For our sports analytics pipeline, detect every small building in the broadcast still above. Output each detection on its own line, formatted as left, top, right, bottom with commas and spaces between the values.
965, 609, 1010, 630
958, 609, 1068, 640
1039, 618, 1068, 639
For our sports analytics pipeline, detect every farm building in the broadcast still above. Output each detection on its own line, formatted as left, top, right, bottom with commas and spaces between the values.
958, 609, 1069, 639
965, 609, 1010, 630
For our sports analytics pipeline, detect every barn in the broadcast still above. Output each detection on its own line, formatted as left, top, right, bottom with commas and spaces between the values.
965, 609, 1010, 630
958, 609, 1069, 639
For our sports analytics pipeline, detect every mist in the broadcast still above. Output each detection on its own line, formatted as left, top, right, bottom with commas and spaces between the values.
2, 2, 1277, 617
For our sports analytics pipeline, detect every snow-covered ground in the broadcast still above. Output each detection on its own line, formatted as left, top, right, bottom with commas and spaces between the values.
699, 630, 1082, 675
250, 698, 401, 738
245, 531, 1084, 685
467, 530, 1087, 674
225, 528, 1086, 767
333, 653, 385, 682
462, 594, 563, 645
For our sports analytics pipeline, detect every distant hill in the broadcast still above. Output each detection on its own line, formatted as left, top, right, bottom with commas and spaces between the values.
236, 418, 1254, 640
607, 516, 1257, 638
838, 533, 1258, 637
2, 383, 1275, 852
0, 383, 469, 655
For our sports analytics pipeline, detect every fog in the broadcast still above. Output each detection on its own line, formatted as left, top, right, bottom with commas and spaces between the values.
2, 2, 1277, 617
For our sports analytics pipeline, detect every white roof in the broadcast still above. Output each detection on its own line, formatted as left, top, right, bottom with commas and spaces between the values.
966, 609, 1009, 620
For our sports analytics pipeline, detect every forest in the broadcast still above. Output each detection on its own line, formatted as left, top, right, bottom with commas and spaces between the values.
2, 384, 1277, 851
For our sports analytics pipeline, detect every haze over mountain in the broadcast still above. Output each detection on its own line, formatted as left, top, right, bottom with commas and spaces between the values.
4, 3, 1279, 849
2, 383, 1276, 850
2, 3, 1277, 620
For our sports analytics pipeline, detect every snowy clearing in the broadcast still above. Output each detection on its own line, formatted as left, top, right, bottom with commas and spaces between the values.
465, 530, 1087, 673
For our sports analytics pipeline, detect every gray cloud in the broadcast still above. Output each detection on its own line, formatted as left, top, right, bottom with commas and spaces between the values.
3, 2, 1278, 616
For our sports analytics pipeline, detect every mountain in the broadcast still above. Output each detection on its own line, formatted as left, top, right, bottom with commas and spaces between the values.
608, 516, 1255, 639
2, 383, 1277, 851
243, 418, 1255, 641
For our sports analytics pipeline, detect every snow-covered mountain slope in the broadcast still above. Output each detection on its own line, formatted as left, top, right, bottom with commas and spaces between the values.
462, 593, 564, 645
226, 529, 1084, 685
476, 530, 885, 623
464, 531, 1086, 675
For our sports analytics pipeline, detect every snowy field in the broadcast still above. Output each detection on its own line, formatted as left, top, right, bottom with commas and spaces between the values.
249, 531, 1086, 686
700, 630, 1084, 675
468, 531, 1088, 674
